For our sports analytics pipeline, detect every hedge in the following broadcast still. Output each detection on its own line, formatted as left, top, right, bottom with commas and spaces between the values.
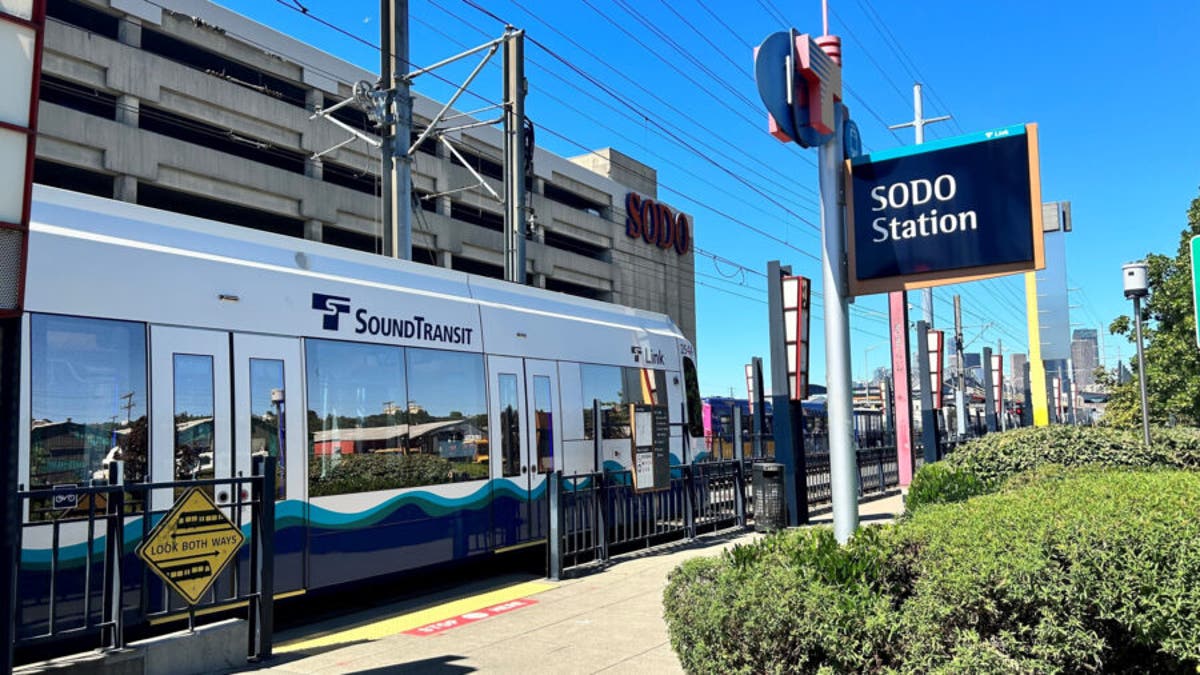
664, 468, 1200, 674
906, 424, 1200, 511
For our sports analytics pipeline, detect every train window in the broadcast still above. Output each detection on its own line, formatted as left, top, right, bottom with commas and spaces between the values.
29, 315, 148, 517
499, 374, 521, 478
580, 364, 628, 440
249, 358, 286, 500
623, 367, 669, 409
532, 376, 553, 473
682, 357, 704, 437
305, 339, 407, 497
405, 348, 489, 481
172, 354, 216, 494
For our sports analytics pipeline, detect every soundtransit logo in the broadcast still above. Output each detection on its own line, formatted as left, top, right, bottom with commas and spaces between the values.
312, 293, 351, 330
310, 292, 474, 345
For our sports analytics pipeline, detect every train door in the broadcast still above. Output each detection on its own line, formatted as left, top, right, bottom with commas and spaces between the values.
523, 359, 560, 542
148, 326, 231, 513
232, 334, 305, 593
488, 355, 533, 549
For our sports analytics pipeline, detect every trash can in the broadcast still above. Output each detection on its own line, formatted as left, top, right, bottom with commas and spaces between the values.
752, 462, 785, 532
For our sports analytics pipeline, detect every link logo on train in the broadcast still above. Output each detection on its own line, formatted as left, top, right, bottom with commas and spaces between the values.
844, 123, 1045, 296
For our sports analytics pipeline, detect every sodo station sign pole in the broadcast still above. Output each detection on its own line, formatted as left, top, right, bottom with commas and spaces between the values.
755, 5, 858, 542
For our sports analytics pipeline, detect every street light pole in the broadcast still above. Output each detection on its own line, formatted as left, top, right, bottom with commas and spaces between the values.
1123, 261, 1151, 446
1132, 295, 1151, 445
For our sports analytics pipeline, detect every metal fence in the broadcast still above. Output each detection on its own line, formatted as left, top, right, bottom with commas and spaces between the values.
12, 456, 276, 662
549, 448, 901, 577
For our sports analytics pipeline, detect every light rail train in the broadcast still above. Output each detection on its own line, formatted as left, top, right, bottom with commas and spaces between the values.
16, 186, 704, 618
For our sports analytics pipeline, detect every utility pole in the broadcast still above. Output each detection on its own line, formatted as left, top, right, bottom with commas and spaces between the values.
953, 295, 967, 438
998, 339, 1007, 430
916, 320, 939, 464
982, 346, 996, 432
890, 83, 951, 327
502, 28, 527, 284
120, 391, 135, 425
380, 0, 412, 261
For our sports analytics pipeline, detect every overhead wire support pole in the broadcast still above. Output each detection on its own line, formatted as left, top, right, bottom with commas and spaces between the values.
954, 295, 967, 437
380, 0, 412, 261
503, 28, 527, 285
889, 83, 951, 327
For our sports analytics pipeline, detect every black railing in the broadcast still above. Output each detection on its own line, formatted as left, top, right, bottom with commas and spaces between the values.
13, 457, 275, 662
549, 448, 901, 577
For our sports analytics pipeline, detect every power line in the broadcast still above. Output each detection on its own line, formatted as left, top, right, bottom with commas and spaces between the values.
854, 0, 965, 137
258, 1, 827, 262
419, 1, 822, 221
457, 0, 824, 233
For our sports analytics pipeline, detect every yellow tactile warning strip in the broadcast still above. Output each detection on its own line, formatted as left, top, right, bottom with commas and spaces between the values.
276, 580, 557, 653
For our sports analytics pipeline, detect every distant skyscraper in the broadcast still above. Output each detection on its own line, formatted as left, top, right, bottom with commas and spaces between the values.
1117, 360, 1132, 384
1011, 353, 1028, 399
1037, 203, 1073, 362
1071, 328, 1099, 390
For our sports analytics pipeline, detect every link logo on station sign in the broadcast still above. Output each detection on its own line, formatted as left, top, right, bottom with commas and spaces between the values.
844, 123, 1046, 296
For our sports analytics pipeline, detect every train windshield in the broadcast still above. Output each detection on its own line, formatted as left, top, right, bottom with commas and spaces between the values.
682, 357, 703, 437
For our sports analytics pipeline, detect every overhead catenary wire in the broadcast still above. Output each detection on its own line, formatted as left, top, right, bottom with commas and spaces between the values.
118, 0, 827, 268
496, 0, 824, 199
125, 0, 899, 337
458, 0, 826, 235
417, 2, 824, 225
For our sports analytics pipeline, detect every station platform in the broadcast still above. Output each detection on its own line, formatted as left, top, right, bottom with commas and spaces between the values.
232, 491, 905, 675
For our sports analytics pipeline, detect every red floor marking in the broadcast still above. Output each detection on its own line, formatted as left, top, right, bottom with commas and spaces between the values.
404, 598, 538, 636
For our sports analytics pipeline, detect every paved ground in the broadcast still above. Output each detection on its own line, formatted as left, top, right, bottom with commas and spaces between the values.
233, 491, 905, 675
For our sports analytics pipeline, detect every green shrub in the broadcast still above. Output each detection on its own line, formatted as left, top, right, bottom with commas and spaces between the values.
665, 526, 904, 674
1152, 426, 1200, 469
943, 425, 1172, 484
908, 425, 1200, 511
664, 469, 1200, 673
903, 462, 990, 512
896, 469, 1200, 673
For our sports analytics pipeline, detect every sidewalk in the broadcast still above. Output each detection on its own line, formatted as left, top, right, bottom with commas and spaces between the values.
237, 491, 906, 675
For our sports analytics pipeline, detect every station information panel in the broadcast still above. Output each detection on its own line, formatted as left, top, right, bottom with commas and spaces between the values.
630, 404, 670, 493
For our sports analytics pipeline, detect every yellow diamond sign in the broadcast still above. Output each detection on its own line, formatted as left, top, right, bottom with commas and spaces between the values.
136, 488, 246, 605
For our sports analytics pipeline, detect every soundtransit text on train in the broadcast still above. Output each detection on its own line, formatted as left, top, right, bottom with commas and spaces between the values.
355, 309, 474, 345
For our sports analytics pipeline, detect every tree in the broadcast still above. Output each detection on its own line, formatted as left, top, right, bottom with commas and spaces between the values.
1105, 187, 1200, 426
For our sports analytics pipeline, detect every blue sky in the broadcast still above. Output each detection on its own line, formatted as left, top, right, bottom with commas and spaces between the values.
217, 0, 1200, 397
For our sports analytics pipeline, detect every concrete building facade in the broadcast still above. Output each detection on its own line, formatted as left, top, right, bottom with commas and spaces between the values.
1011, 353, 1027, 401
32, 0, 696, 342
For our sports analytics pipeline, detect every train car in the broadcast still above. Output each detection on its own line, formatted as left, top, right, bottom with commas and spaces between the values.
16, 186, 705, 616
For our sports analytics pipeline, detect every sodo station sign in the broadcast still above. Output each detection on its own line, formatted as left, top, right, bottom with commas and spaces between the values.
845, 123, 1045, 296
136, 488, 246, 605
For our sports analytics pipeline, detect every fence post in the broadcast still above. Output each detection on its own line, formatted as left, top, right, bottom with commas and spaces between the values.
548, 471, 561, 581
876, 450, 885, 494
592, 401, 608, 562
250, 455, 275, 661
733, 408, 745, 527
683, 466, 696, 540
855, 451, 865, 499
102, 460, 125, 651
596, 472, 608, 562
